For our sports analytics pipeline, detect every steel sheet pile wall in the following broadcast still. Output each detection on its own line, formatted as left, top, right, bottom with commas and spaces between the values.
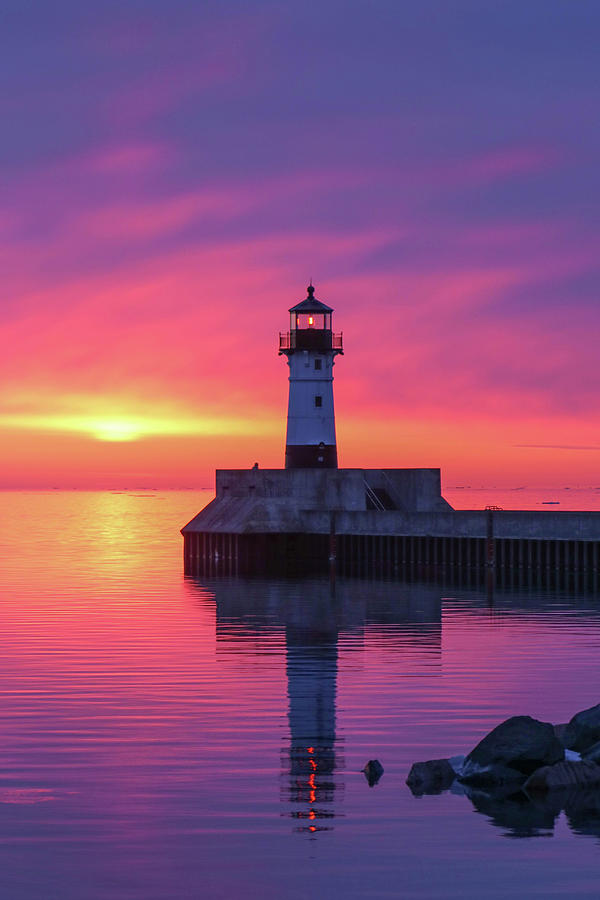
184, 530, 600, 587
184, 531, 330, 577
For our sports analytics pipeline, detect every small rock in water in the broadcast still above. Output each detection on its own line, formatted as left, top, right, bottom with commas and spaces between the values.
406, 759, 455, 795
525, 760, 600, 793
363, 759, 384, 786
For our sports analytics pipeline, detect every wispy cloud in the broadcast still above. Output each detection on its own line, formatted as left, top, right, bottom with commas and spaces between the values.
514, 444, 600, 451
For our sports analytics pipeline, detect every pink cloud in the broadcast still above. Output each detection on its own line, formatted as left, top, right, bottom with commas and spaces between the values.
0, 132, 597, 487
1, 207, 595, 427
463, 145, 562, 180
98, 12, 271, 130
375, 144, 564, 193
83, 142, 178, 175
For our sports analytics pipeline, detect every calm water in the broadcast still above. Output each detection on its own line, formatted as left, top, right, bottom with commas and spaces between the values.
2, 491, 600, 899
444, 484, 600, 511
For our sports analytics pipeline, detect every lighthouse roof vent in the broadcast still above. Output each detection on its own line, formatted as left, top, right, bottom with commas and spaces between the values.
289, 284, 333, 315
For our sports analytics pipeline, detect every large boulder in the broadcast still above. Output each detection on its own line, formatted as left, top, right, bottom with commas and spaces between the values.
524, 760, 600, 793
562, 703, 600, 753
406, 759, 456, 796
460, 763, 530, 787
459, 716, 564, 786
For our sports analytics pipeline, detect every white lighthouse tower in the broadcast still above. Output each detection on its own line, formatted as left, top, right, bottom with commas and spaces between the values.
279, 284, 343, 468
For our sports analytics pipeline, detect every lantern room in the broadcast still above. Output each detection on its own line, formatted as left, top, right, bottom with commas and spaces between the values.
279, 285, 343, 354
289, 284, 332, 331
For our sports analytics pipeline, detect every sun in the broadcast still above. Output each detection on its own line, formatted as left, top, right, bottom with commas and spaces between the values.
91, 421, 141, 442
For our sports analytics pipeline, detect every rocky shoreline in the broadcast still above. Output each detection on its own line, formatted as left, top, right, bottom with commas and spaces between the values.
406, 703, 600, 836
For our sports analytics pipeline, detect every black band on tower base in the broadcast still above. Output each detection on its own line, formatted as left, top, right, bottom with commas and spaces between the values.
285, 444, 338, 469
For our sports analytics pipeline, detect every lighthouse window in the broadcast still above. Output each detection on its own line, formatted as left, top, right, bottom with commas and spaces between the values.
314, 395, 322, 408
314, 359, 322, 370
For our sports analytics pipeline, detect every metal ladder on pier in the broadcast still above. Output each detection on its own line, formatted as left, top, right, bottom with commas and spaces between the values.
363, 479, 386, 511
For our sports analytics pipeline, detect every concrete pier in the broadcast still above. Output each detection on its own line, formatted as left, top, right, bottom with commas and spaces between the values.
182, 468, 600, 581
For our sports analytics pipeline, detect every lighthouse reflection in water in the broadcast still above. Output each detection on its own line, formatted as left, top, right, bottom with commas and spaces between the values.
208, 578, 441, 834
285, 600, 340, 834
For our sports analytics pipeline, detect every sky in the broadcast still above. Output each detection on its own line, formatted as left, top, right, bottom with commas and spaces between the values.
2, 0, 600, 489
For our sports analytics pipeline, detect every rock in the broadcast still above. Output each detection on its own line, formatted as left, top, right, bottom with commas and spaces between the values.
460, 762, 529, 788
460, 716, 564, 786
363, 759, 384, 786
553, 723, 569, 746
406, 759, 455, 796
448, 755, 465, 775
582, 740, 600, 763
524, 760, 600, 793
563, 703, 600, 753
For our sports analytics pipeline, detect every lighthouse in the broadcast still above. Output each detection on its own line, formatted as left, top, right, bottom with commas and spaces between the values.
279, 285, 343, 468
